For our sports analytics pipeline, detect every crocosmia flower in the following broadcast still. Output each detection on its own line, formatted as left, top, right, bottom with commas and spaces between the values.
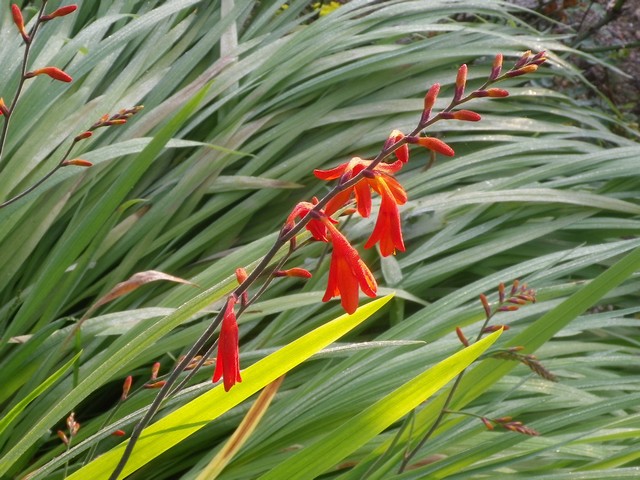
213, 295, 242, 391
322, 220, 377, 314
315, 157, 407, 256
364, 175, 406, 256
285, 200, 331, 241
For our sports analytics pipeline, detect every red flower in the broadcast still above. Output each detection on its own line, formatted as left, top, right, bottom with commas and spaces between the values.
315, 157, 407, 256
212, 295, 242, 391
322, 220, 377, 314
285, 200, 331, 241
314, 157, 404, 218
364, 175, 406, 256
384, 130, 409, 163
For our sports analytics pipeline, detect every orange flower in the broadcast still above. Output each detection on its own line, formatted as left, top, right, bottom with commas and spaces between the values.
314, 157, 404, 218
285, 200, 330, 241
364, 175, 406, 256
384, 130, 409, 163
322, 220, 377, 314
315, 157, 407, 256
212, 295, 242, 391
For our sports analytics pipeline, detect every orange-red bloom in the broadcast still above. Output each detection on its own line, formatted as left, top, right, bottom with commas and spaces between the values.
322, 220, 377, 314
213, 295, 242, 391
364, 175, 406, 256
384, 130, 409, 163
314, 157, 407, 256
285, 200, 330, 241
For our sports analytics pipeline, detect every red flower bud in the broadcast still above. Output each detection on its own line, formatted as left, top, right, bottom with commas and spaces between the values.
41, 5, 78, 21
452, 110, 481, 122
506, 64, 538, 78
143, 380, 167, 389
121, 375, 133, 401
490, 53, 503, 80
150, 361, 161, 380
73, 131, 93, 142
0, 98, 9, 117
409, 136, 455, 157
514, 50, 532, 69
486, 88, 509, 97
482, 325, 509, 333
111, 429, 126, 437
479, 293, 491, 318
274, 268, 312, 278
455, 327, 469, 347
61, 159, 93, 167
454, 64, 467, 101
422, 83, 440, 122
57, 430, 69, 445
25, 67, 73, 83
11, 4, 29, 42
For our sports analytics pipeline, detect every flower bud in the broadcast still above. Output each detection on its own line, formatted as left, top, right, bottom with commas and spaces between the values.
121, 375, 133, 401
452, 110, 481, 122
489, 53, 503, 80
143, 380, 167, 389
506, 64, 538, 78
151, 361, 161, 380
73, 131, 93, 142
422, 83, 440, 122
454, 64, 467, 102
61, 159, 93, 167
479, 293, 491, 318
25, 67, 73, 83
455, 327, 469, 347
408, 136, 455, 157
111, 429, 126, 437
274, 267, 312, 278
11, 4, 29, 42
41, 5, 78, 21
0, 98, 9, 117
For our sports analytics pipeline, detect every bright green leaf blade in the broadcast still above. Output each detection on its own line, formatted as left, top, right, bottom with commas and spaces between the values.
259, 329, 503, 480
0, 351, 81, 436
68, 294, 394, 480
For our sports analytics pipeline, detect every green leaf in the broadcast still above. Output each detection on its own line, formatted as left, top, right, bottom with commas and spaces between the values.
259, 329, 503, 480
67, 294, 394, 480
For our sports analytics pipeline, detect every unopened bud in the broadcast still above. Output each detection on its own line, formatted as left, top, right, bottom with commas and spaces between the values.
0, 98, 9, 117
422, 83, 440, 121
490, 53, 503, 80
57, 430, 69, 445
455, 327, 469, 347
61, 159, 93, 167
143, 380, 167, 389
41, 5, 78, 21
482, 325, 509, 333
479, 293, 491, 318
514, 50, 532, 69
11, 4, 29, 42
454, 64, 467, 101
506, 64, 538, 78
274, 267, 312, 278
452, 110, 481, 122
151, 362, 161, 380
74, 131, 93, 142
111, 429, 126, 437
121, 375, 133, 400
25, 67, 73, 83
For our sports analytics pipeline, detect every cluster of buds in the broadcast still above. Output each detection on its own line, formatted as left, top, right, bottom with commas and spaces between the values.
57, 412, 80, 446
61, 106, 144, 168
481, 415, 540, 436
492, 347, 557, 382
11, 3, 77, 78
480, 279, 537, 318
179, 355, 216, 371
207, 53, 548, 392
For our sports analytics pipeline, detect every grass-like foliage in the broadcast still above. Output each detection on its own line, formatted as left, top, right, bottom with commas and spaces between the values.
1, 1, 640, 479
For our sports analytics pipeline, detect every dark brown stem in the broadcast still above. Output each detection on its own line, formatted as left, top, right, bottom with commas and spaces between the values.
0, 1, 48, 170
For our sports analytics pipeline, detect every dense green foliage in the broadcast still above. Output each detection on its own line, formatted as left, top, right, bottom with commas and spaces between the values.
1, 0, 640, 478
